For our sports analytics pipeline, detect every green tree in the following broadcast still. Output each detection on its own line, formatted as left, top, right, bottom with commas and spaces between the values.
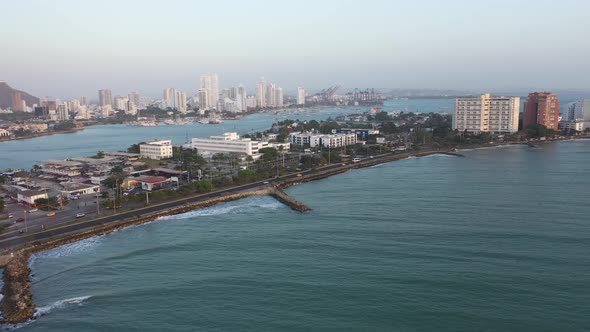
259, 147, 279, 161
0, 198, 4, 213
127, 143, 142, 153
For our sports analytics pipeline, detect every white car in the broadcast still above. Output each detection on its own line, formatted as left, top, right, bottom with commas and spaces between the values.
28, 208, 38, 213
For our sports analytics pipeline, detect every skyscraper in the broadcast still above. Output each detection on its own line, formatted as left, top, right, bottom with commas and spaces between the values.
266, 83, 276, 107
275, 87, 283, 107
453, 94, 520, 134
56, 103, 68, 121
524, 92, 559, 130
163, 88, 175, 108
297, 87, 306, 105
176, 90, 187, 113
98, 89, 113, 107
128, 91, 140, 109
11, 92, 23, 111
256, 78, 266, 108
200, 74, 219, 109
198, 89, 209, 110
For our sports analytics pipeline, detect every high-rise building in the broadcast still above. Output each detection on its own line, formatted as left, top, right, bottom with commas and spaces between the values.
98, 89, 113, 107
266, 83, 276, 107
176, 90, 187, 113
297, 87, 306, 105
198, 89, 209, 110
56, 103, 68, 121
114, 96, 128, 111
79, 96, 87, 106
256, 78, 266, 108
566, 99, 590, 131
128, 92, 140, 109
524, 92, 559, 131
200, 74, 219, 109
275, 87, 283, 107
453, 93, 520, 134
11, 92, 23, 111
163, 88, 175, 108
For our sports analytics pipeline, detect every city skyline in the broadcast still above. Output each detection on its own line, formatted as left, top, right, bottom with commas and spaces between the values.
2, 0, 590, 99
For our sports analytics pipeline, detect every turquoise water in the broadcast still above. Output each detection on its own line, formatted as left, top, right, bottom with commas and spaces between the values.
0, 99, 454, 170
8, 140, 589, 331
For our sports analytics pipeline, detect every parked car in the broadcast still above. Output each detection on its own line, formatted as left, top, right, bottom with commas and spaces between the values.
75, 213, 85, 218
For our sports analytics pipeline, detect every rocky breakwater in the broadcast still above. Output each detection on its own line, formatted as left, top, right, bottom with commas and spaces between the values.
0, 252, 35, 324
269, 188, 312, 212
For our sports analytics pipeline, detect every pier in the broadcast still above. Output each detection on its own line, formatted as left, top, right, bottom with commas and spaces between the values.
269, 188, 312, 212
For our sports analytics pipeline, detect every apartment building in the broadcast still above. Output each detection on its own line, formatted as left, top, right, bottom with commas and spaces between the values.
453, 93, 520, 134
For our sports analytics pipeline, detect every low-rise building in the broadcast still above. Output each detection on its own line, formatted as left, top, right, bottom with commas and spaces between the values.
41, 160, 84, 177
191, 132, 289, 159
140, 140, 173, 160
559, 120, 585, 132
134, 176, 170, 191
290, 132, 357, 148
60, 182, 100, 196
0, 129, 10, 137
17, 190, 48, 206
332, 128, 379, 140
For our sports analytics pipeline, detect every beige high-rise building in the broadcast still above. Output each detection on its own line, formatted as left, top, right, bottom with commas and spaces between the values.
297, 87, 305, 105
198, 89, 209, 110
453, 94, 520, 134
200, 74, 219, 109
98, 89, 113, 107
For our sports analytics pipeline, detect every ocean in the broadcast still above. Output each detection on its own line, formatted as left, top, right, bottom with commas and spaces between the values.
6, 140, 589, 331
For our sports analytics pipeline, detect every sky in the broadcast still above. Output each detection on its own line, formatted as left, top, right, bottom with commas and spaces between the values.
1, 0, 589, 99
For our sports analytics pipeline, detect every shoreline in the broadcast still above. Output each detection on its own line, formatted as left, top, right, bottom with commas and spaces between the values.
0, 127, 85, 144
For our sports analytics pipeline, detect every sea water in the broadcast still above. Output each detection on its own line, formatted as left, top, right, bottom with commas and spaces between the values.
7, 140, 590, 331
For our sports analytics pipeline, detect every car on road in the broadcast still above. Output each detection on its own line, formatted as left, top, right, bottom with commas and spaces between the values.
8, 214, 13, 218
263, 181, 269, 184
16, 217, 25, 222
75, 213, 86, 218
28, 208, 38, 213
46, 212, 56, 217
296, 173, 302, 177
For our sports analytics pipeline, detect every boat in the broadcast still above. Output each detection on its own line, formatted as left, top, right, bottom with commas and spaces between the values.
208, 118, 224, 124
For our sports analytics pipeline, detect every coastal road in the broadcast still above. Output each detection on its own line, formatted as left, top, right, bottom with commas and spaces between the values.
0, 150, 414, 252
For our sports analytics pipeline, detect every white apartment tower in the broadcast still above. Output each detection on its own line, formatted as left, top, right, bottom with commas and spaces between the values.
275, 87, 283, 107
453, 94, 520, 134
198, 89, 209, 110
297, 87, 305, 105
256, 78, 266, 108
200, 74, 219, 109
176, 90, 187, 113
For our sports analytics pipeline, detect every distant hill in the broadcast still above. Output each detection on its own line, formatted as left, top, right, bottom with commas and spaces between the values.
0, 81, 40, 109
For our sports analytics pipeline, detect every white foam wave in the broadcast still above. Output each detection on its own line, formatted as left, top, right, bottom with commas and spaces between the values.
0, 296, 91, 330
158, 199, 283, 221
35, 295, 92, 317
30, 236, 103, 264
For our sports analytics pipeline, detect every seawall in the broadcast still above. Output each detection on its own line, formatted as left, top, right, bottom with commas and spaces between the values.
269, 188, 312, 212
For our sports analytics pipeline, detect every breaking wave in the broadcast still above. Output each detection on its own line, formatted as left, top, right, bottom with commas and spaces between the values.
0, 296, 91, 330
30, 237, 103, 266
158, 197, 283, 221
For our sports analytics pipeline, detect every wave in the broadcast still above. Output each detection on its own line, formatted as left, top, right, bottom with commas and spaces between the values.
158, 197, 283, 221
0, 296, 91, 330
35, 295, 92, 317
30, 237, 103, 265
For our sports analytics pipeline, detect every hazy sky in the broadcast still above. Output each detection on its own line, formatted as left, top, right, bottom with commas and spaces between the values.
2, 0, 589, 99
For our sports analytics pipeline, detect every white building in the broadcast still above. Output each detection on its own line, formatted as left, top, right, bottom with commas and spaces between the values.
163, 88, 175, 108
17, 190, 48, 206
567, 99, 590, 130
191, 132, 287, 159
176, 90, 187, 113
56, 103, 68, 121
559, 120, 585, 132
200, 74, 219, 109
140, 140, 173, 160
0, 129, 10, 137
256, 78, 266, 108
290, 132, 357, 148
453, 94, 520, 134
297, 87, 306, 105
